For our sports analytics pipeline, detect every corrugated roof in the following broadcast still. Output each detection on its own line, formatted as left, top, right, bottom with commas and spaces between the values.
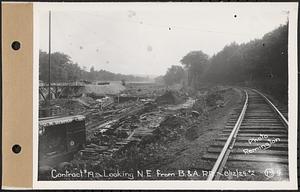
39, 115, 85, 127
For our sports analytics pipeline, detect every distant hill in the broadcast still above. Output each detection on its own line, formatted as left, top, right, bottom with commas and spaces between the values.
39, 51, 151, 83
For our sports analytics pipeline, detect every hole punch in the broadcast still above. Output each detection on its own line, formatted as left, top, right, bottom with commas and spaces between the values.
11, 41, 21, 50
12, 144, 22, 154
234, 15, 237, 18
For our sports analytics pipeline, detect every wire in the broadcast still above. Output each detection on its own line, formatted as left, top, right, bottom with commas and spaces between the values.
77, 11, 260, 37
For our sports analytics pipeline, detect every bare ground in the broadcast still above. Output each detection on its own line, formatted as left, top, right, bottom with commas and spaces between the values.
148, 87, 243, 179
170, 88, 241, 166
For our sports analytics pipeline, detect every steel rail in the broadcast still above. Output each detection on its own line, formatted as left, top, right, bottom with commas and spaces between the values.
207, 89, 249, 181
252, 89, 288, 128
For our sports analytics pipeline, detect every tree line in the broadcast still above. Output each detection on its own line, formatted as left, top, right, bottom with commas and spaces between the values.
39, 51, 150, 83
163, 23, 288, 102
204, 23, 288, 84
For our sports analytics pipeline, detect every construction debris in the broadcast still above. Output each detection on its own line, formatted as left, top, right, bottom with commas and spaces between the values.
155, 90, 184, 105
39, 83, 233, 180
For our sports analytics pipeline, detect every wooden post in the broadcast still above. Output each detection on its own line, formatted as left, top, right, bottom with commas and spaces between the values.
47, 11, 52, 116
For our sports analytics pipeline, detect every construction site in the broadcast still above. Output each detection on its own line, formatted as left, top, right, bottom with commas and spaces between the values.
38, 81, 241, 180
36, 7, 290, 182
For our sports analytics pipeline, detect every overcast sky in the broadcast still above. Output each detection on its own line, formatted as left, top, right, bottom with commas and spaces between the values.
38, 3, 289, 76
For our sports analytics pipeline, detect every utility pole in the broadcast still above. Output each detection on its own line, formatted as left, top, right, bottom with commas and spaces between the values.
48, 11, 52, 115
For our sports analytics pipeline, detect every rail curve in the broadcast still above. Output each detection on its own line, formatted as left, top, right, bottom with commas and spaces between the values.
204, 88, 289, 181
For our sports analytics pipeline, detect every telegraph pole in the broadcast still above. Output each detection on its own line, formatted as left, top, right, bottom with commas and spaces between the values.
48, 11, 51, 103
48, 11, 52, 113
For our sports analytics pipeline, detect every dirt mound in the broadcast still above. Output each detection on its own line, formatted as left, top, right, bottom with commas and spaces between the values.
59, 99, 86, 111
192, 99, 206, 114
78, 96, 97, 105
155, 90, 184, 105
205, 89, 225, 107
185, 125, 199, 141
160, 114, 186, 128
154, 114, 188, 142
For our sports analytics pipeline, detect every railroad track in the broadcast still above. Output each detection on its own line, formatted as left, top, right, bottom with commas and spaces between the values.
203, 89, 288, 181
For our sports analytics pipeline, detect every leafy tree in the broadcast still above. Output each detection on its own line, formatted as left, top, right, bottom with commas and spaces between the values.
121, 79, 126, 86
180, 51, 209, 88
202, 23, 288, 103
163, 65, 185, 85
90, 66, 95, 73
154, 75, 164, 84
204, 23, 288, 84
39, 51, 79, 82
39, 51, 150, 83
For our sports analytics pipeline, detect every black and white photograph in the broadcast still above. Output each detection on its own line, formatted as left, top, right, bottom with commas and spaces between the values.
35, 2, 298, 189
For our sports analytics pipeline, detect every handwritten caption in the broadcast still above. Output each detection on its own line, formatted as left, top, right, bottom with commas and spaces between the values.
50, 169, 257, 179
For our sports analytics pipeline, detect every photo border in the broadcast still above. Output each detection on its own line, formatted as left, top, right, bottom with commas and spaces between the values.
32, 2, 298, 190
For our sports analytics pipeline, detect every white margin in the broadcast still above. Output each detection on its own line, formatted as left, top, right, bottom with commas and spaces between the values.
32, 2, 40, 188
32, 2, 298, 190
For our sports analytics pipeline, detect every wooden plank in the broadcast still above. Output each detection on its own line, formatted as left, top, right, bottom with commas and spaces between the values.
222, 129, 287, 134
211, 142, 288, 149
219, 133, 288, 138
225, 126, 285, 129
216, 137, 288, 143
208, 147, 288, 156
203, 153, 288, 163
